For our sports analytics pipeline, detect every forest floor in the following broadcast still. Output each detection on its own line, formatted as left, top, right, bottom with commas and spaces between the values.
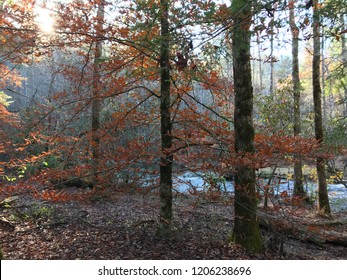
0, 187, 346, 260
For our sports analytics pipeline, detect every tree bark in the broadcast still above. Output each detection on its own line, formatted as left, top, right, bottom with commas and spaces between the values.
91, 0, 105, 188
312, 0, 331, 216
157, 0, 173, 237
341, 15, 347, 117
231, 0, 263, 253
289, 0, 305, 197
269, 20, 274, 95
321, 32, 327, 123
258, 45, 263, 91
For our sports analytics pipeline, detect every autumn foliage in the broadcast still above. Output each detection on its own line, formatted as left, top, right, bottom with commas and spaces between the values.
0, 0, 346, 258
0, 0, 322, 201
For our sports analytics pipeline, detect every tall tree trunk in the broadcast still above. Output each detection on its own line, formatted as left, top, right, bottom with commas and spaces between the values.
341, 15, 347, 117
91, 0, 105, 188
258, 44, 263, 91
289, 0, 305, 197
312, 0, 331, 217
157, 0, 173, 237
269, 21, 274, 95
321, 32, 327, 123
231, 0, 263, 253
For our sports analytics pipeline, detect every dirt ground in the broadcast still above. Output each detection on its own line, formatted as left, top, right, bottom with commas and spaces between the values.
0, 188, 346, 260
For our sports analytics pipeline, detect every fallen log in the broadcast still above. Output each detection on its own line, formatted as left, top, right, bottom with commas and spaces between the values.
257, 210, 347, 247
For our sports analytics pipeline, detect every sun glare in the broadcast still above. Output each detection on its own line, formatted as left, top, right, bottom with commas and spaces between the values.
34, 7, 55, 34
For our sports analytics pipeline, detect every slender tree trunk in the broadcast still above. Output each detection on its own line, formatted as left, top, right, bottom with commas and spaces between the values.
269, 22, 274, 95
157, 0, 173, 237
289, 0, 305, 197
231, 0, 263, 253
91, 0, 105, 188
258, 44, 263, 91
312, 0, 331, 217
321, 32, 327, 123
341, 15, 347, 117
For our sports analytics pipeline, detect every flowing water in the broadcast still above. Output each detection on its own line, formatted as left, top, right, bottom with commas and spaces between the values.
174, 172, 347, 212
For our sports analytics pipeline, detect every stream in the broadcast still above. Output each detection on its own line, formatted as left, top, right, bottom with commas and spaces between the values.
173, 172, 347, 212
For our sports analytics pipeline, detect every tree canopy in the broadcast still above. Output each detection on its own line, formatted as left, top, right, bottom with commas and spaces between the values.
0, 0, 347, 259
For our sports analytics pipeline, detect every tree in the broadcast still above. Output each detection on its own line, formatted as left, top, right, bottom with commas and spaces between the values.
341, 14, 347, 117
0, 40, 23, 261
312, 0, 331, 216
289, 0, 305, 197
91, 0, 105, 188
269, 3, 276, 95
230, 0, 263, 253
0, 94, 14, 176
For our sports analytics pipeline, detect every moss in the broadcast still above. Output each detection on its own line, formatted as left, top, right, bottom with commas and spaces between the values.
231, 0, 264, 253
230, 222, 264, 253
